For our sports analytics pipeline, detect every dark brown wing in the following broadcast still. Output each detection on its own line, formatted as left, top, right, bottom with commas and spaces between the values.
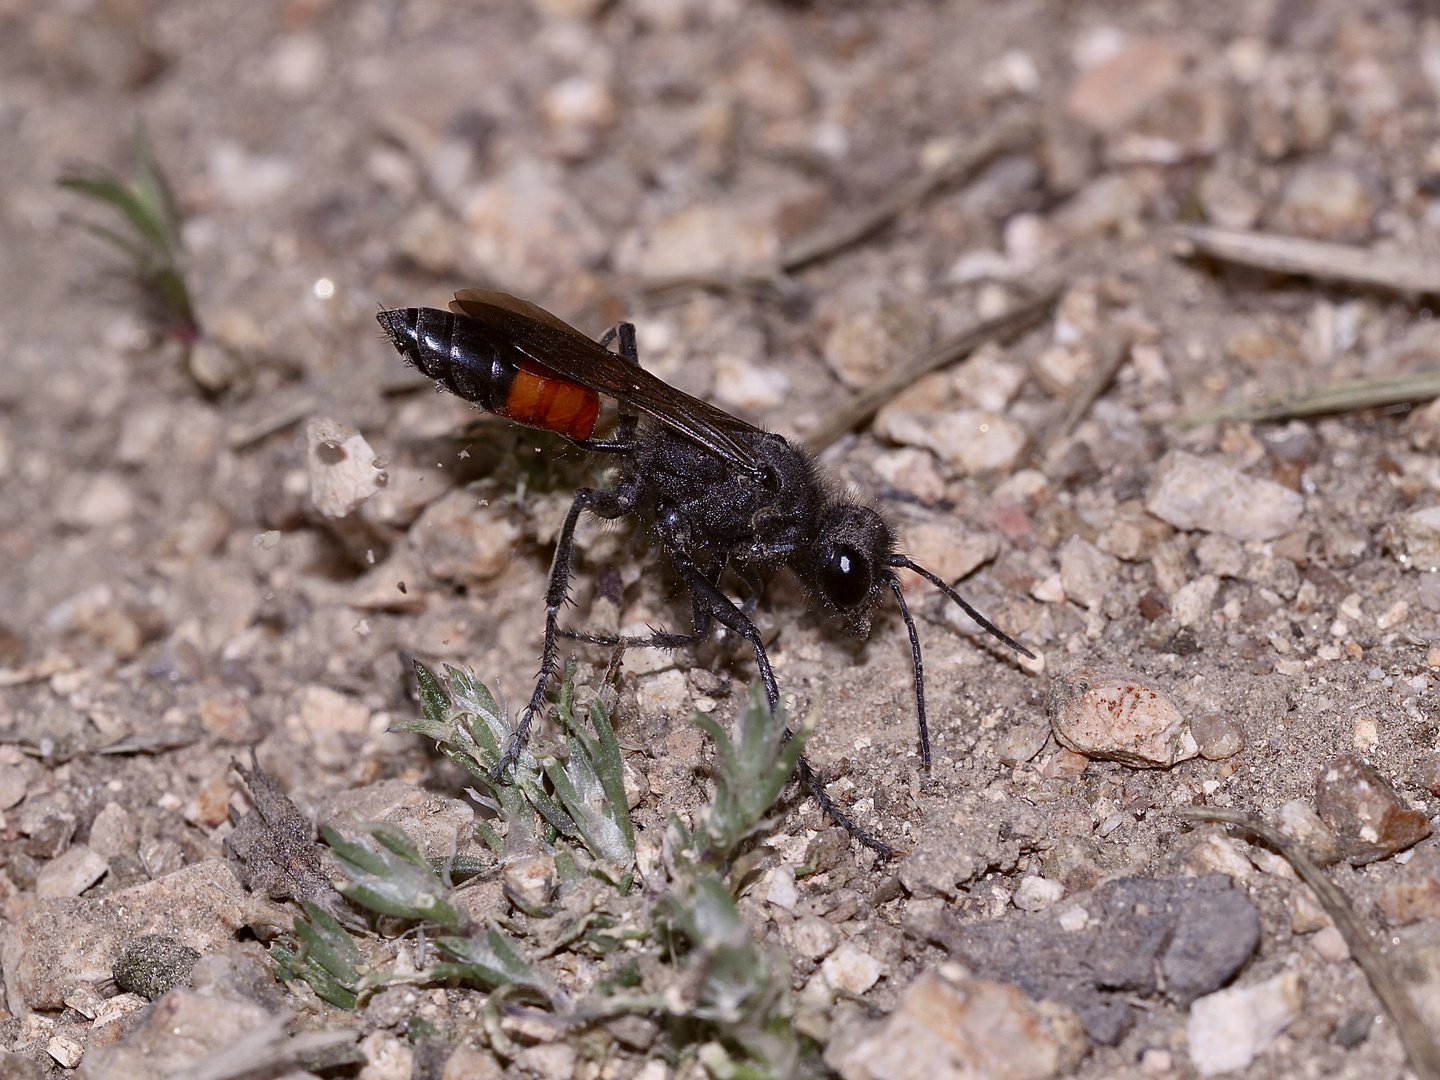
450, 289, 765, 472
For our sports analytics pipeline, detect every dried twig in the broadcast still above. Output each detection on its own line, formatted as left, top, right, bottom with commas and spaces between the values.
1178, 225, 1440, 295
1176, 372, 1440, 429
802, 285, 1061, 454
227, 397, 317, 452
776, 107, 1038, 273
633, 107, 1039, 301
1031, 332, 1128, 464
1175, 805, 1440, 1080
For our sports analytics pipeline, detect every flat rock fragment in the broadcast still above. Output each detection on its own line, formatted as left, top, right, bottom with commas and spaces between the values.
1, 860, 249, 1015
1314, 754, 1430, 864
307, 417, 385, 519
1146, 451, 1303, 541
825, 968, 1086, 1080
1048, 665, 1198, 768
75, 987, 274, 1080
1186, 972, 1303, 1077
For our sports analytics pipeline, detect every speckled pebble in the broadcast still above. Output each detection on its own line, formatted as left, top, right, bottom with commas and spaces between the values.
1048, 665, 1198, 768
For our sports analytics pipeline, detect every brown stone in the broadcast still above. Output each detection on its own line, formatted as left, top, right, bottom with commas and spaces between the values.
1377, 851, 1440, 927
1314, 755, 1431, 865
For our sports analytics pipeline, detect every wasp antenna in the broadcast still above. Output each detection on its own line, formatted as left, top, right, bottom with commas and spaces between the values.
887, 575, 931, 769
888, 554, 1035, 660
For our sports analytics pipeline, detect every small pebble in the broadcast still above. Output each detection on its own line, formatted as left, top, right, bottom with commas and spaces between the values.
1314, 754, 1431, 865
712, 356, 789, 413
792, 915, 840, 960
1195, 534, 1244, 578
1377, 601, 1409, 629
58, 473, 135, 528
35, 845, 108, 899
1058, 536, 1118, 611
1383, 506, 1440, 572
299, 684, 370, 735
822, 943, 884, 995
766, 865, 798, 911
113, 935, 202, 1000
502, 852, 557, 912
1186, 972, 1302, 1077
639, 670, 690, 718
997, 722, 1049, 767
617, 202, 777, 282
47, 1034, 83, 1069
1377, 851, 1440, 926
1048, 665, 1198, 768
410, 490, 520, 585
1191, 713, 1244, 760
513, 1043, 576, 1080
824, 969, 1082, 1080
874, 407, 1027, 476
1269, 164, 1374, 243
1275, 800, 1343, 866
1140, 1047, 1173, 1076
307, 418, 386, 519
1054, 171, 1159, 238
1146, 451, 1304, 542
1013, 876, 1065, 911
1312, 926, 1350, 963
461, 158, 605, 293
1171, 575, 1219, 628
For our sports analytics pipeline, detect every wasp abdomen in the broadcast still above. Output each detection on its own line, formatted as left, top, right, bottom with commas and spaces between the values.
378, 307, 599, 441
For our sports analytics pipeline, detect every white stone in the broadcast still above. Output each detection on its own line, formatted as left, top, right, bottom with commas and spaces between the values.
1172, 575, 1220, 628
35, 845, 108, 899
766, 865, 798, 911
308, 418, 385, 519
1146, 451, 1304, 541
822, 943, 884, 996
712, 356, 790, 413
874, 408, 1027, 476
359, 1031, 414, 1080
47, 1033, 83, 1069
792, 915, 840, 960
636, 669, 688, 717
1058, 536, 1118, 611
1014, 876, 1065, 911
1312, 926, 1351, 963
1186, 972, 1302, 1077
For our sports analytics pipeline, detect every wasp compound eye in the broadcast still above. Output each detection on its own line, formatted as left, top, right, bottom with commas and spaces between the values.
823, 545, 871, 608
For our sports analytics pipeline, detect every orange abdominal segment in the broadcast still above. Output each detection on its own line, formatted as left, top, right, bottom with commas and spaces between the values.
496, 359, 600, 440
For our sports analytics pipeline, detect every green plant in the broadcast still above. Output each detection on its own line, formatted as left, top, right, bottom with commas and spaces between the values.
273, 668, 819, 1078
398, 660, 636, 885
57, 122, 198, 340
272, 821, 557, 1009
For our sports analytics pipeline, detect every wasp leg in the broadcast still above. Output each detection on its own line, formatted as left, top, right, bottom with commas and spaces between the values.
662, 538, 893, 860
557, 596, 712, 651
495, 481, 638, 779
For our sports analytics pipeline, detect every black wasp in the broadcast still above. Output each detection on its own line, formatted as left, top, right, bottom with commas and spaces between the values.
378, 290, 1031, 858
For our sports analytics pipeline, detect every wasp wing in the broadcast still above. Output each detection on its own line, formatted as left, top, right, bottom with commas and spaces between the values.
450, 289, 764, 472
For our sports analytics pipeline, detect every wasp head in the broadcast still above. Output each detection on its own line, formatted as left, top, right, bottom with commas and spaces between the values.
802, 503, 896, 632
